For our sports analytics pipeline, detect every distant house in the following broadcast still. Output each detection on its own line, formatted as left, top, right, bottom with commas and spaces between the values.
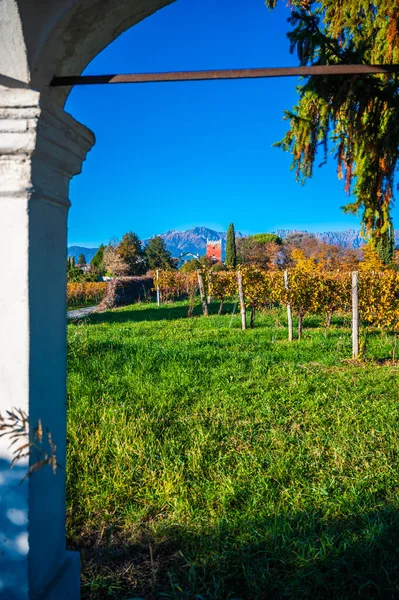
77, 263, 92, 274
206, 239, 222, 263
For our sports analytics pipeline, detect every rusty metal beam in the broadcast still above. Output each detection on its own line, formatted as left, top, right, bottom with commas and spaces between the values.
51, 64, 399, 86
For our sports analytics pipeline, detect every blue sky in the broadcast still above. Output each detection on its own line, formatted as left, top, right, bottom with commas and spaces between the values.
66, 0, 381, 247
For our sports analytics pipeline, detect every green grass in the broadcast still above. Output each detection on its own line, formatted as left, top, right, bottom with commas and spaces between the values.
67, 301, 399, 599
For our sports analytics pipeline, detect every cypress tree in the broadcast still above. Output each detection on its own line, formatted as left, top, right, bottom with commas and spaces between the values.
225, 223, 237, 268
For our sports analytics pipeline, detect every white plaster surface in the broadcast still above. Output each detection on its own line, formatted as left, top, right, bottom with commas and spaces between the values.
0, 0, 30, 85
0, 88, 93, 599
0, 91, 33, 597
0, 463, 29, 600
0, 1, 179, 597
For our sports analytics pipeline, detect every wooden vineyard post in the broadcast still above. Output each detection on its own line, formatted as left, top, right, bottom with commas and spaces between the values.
284, 270, 293, 342
197, 270, 209, 316
352, 271, 359, 359
207, 270, 213, 304
237, 271, 247, 330
156, 269, 160, 306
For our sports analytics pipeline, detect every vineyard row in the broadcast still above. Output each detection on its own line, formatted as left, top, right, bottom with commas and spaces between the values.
156, 268, 399, 355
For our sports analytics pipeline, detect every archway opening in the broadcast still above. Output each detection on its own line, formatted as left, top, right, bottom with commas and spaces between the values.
61, 2, 399, 600
1, 0, 398, 598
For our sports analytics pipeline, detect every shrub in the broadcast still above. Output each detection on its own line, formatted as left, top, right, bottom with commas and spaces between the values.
67, 282, 107, 308
96, 277, 154, 311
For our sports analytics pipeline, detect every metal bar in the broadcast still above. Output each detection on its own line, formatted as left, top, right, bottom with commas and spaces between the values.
51, 64, 399, 87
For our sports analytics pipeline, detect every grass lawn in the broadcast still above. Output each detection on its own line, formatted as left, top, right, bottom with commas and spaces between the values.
67, 301, 399, 599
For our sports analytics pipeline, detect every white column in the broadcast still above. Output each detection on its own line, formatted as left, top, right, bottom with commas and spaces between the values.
0, 88, 94, 600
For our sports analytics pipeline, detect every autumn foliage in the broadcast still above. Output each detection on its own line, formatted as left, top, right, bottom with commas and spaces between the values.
67, 282, 107, 307
156, 271, 198, 302
158, 260, 399, 334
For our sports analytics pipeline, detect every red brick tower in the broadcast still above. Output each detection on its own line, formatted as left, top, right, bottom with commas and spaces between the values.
206, 239, 222, 263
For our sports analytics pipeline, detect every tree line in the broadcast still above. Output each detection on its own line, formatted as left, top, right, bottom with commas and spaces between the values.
68, 214, 397, 284
181, 221, 397, 275
67, 233, 175, 282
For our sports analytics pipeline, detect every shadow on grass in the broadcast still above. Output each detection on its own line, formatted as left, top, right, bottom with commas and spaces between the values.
71, 505, 399, 600
68, 302, 350, 331
70, 302, 238, 326
68, 303, 397, 348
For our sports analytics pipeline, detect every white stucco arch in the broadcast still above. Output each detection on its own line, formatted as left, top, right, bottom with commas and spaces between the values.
1, 0, 174, 97
0, 2, 174, 598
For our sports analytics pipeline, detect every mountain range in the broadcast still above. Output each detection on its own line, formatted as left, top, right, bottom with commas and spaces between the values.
68, 246, 99, 263
144, 227, 244, 259
275, 229, 368, 249
67, 226, 399, 262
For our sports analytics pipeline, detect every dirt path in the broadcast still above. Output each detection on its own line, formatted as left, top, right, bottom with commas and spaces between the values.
67, 306, 96, 320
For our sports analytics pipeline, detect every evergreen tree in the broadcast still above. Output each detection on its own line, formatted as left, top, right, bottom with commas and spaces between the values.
251, 233, 282, 245
266, 0, 399, 238
180, 259, 201, 273
67, 268, 84, 283
78, 253, 86, 265
199, 255, 214, 269
91, 244, 106, 275
117, 232, 148, 276
225, 223, 237, 268
67, 255, 84, 282
145, 236, 176, 271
